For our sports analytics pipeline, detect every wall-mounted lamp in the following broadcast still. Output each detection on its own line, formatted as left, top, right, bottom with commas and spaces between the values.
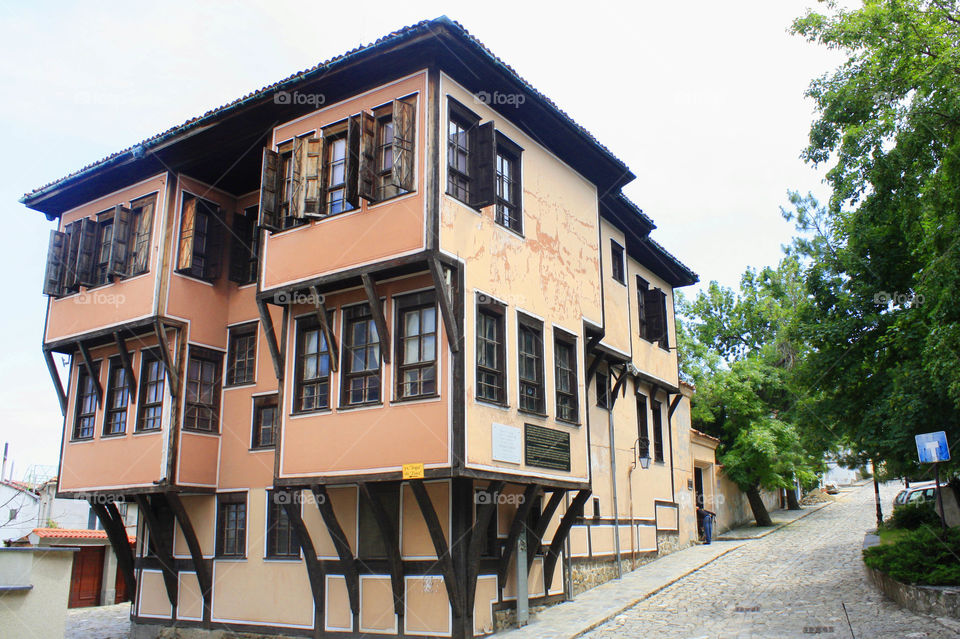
631, 438, 652, 470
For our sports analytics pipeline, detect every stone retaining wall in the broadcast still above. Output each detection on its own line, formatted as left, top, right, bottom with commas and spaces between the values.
864, 565, 960, 619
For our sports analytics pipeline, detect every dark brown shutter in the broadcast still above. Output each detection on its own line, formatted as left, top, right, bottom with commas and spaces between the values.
229, 212, 253, 283
657, 289, 669, 348
318, 135, 330, 216
63, 221, 82, 289
392, 96, 416, 192
644, 287, 664, 344
108, 205, 132, 278
470, 121, 496, 208
302, 138, 322, 216
177, 198, 197, 272
344, 114, 361, 209
258, 148, 281, 231
203, 201, 224, 280
42, 230, 67, 297
74, 217, 98, 287
358, 112, 377, 203
131, 201, 154, 275
289, 137, 305, 220
636, 277, 648, 339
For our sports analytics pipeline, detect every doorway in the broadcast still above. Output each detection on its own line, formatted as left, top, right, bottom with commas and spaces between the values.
68, 546, 105, 608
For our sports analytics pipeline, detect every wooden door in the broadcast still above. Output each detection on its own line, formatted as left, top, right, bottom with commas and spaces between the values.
68, 546, 105, 608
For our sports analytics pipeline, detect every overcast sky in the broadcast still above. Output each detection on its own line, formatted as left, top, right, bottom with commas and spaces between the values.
0, 1, 847, 475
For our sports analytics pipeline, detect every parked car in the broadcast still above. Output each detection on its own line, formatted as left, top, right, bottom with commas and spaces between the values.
893, 482, 945, 507
823, 481, 840, 495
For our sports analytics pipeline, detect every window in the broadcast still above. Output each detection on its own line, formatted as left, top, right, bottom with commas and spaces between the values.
475, 489, 499, 558
252, 395, 278, 449
228, 206, 260, 285
446, 100, 495, 209
358, 485, 399, 559
396, 292, 437, 400
183, 347, 222, 432
216, 493, 246, 558
447, 112, 471, 202
226, 324, 257, 386
554, 335, 578, 423
494, 134, 523, 234
652, 399, 664, 462
596, 370, 609, 409
93, 218, 114, 286
266, 491, 299, 558
72, 362, 100, 440
341, 304, 381, 406
295, 316, 332, 412
278, 148, 296, 227
611, 240, 625, 285
637, 395, 649, 459
638, 277, 670, 349
517, 317, 545, 414
176, 195, 223, 281
323, 130, 353, 216
127, 195, 155, 276
103, 359, 129, 436
136, 351, 165, 431
374, 109, 398, 201
476, 300, 506, 404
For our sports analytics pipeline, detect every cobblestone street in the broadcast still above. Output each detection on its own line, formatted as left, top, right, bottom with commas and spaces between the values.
584, 483, 959, 639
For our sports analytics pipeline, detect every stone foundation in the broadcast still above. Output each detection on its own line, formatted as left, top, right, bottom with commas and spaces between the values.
865, 565, 960, 620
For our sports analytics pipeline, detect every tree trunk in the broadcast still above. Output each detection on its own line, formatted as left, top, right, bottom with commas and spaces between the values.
786, 486, 801, 510
746, 486, 773, 527
872, 465, 883, 528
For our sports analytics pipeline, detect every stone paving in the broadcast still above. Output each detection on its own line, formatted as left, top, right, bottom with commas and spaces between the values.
584, 482, 959, 639
65, 602, 130, 639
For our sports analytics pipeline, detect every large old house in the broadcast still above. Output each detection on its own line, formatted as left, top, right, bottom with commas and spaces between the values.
22, 17, 700, 638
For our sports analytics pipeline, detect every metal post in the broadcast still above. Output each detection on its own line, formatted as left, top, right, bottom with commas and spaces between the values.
872, 460, 883, 528
516, 535, 529, 627
608, 408, 622, 579
935, 462, 947, 530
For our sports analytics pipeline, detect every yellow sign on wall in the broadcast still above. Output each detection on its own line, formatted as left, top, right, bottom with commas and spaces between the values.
402, 463, 425, 480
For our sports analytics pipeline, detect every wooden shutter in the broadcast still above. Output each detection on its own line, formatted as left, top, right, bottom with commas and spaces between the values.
657, 289, 669, 348
636, 277, 648, 339
344, 114, 361, 209
108, 205, 132, 278
470, 121, 496, 208
301, 138, 323, 216
258, 148, 281, 231
64, 221, 82, 289
177, 198, 197, 272
289, 137, 305, 220
228, 212, 253, 283
392, 96, 416, 192
74, 217, 98, 287
202, 201, 224, 280
132, 200, 154, 275
42, 230, 67, 297
644, 287, 664, 344
358, 112, 377, 203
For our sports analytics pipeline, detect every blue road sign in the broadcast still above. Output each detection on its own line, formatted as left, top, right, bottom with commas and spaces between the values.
915, 431, 950, 463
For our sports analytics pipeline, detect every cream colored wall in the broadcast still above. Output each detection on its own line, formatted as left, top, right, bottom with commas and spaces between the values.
439, 75, 597, 482
598, 220, 632, 355
0, 548, 76, 639
627, 259, 680, 386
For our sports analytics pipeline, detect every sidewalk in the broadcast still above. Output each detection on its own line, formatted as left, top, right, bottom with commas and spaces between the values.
716, 501, 832, 541
497, 541, 743, 639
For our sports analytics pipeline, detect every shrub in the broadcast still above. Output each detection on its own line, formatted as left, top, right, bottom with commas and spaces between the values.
887, 501, 941, 530
863, 527, 960, 585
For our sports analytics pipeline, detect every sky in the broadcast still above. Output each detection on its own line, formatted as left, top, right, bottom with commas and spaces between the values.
0, 1, 848, 475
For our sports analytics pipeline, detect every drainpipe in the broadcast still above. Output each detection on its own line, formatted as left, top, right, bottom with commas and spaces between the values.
608, 398, 622, 579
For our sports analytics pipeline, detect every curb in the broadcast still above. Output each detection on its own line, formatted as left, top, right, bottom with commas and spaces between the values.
567, 543, 745, 639
717, 501, 834, 541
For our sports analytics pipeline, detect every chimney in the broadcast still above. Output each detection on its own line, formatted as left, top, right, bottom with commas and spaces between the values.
1, 443, 7, 482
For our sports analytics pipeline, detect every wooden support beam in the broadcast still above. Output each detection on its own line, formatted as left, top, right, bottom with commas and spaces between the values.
543, 489, 591, 588
498, 484, 539, 583
42, 348, 66, 415
586, 356, 603, 393
467, 480, 503, 617
279, 491, 325, 633
257, 298, 285, 381
428, 257, 461, 353
360, 273, 391, 364
76, 340, 103, 407
359, 483, 403, 615
609, 367, 629, 409
134, 494, 178, 608
528, 489, 565, 570
309, 287, 339, 372
668, 393, 683, 419
152, 319, 180, 397
113, 332, 137, 401
311, 485, 358, 613
409, 479, 462, 619
165, 492, 212, 622
90, 501, 136, 601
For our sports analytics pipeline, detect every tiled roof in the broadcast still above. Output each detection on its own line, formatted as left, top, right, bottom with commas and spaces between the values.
31, 528, 135, 544
0, 480, 39, 498
21, 16, 628, 204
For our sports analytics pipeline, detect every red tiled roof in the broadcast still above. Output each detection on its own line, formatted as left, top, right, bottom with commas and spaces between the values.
32, 528, 135, 544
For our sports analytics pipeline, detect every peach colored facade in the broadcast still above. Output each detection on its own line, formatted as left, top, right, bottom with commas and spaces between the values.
25, 18, 701, 639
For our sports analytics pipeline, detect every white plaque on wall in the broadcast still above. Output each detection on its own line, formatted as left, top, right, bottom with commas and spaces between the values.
491, 422, 522, 465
